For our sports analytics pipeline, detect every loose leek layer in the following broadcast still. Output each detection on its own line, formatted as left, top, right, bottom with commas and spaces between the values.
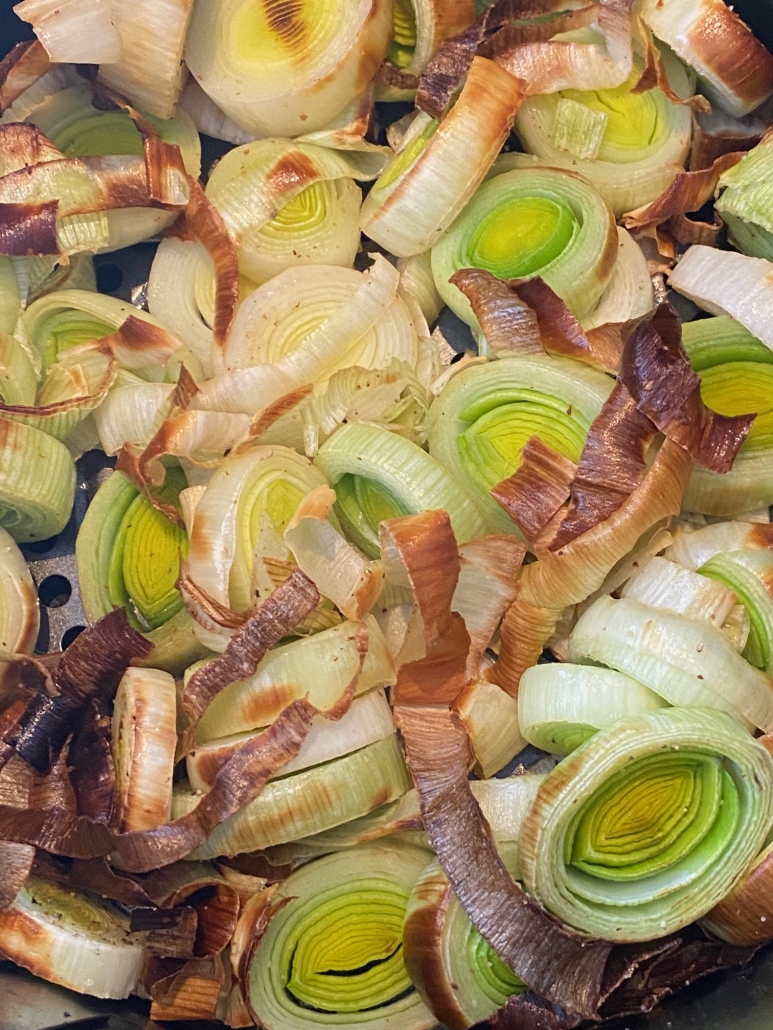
569, 595, 773, 732
518, 664, 667, 755
0, 524, 39, 653
361, 56, 523, 257
75, 469, 206, 674
0, 877, 144, 999
701, 550, 773, 674
224, 263, 419, 377
193, 615, 395, 742
245, 842, 435, 1030
176, 735, 412, 858
681, 316, 773, 515
716, 135, 773, 260
519, 707, 773, 941
515, 40, 692, 216
184, 0, 393, 137
206, 138, 384, 284
0, 417, 75, 542
666, 519, 773, 572
427, 356, 613, 536
431, 166, 617, 326
186, 444, 332, 620
403, 851, 524, 1030
314, 422, 490, 556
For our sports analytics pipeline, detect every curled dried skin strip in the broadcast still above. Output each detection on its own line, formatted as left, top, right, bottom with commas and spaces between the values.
491, 437, 577, 548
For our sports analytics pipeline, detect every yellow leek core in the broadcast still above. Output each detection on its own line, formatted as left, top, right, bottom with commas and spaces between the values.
56, 111, 144, 159
229, 0, 337, 67
109, 493, 187, 631
260, 181, 332, 241
560, 69, 663, 158
699, 362, 773, 452
42, 312, 116, 367
388, 0, 417, 67
468, 195, 578, 280
280, 882, 412, 1012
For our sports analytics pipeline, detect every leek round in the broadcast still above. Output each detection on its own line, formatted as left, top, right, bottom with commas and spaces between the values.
715, 135, 773, 260
177, 734, 412, 858
569, 595, 773, 732
0, 876, 145, 999
184, 0, 393, 137
75, 469, 207, 674
206, 138, 384, 284
700, 550, 773, 673
518, 663, 667, 755
427, 355, 613, 535
431, 166, 618, 326
243, 842, 434, 1030
514, 46, 692, 216
519, 706, 773, 941
0, 524, 39, 653
361, 57, 524, 257
314, 421, 490, 556
0, 417, 75, 542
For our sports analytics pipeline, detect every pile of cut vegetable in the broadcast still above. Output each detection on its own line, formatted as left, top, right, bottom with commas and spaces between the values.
4, 0, 773, 1026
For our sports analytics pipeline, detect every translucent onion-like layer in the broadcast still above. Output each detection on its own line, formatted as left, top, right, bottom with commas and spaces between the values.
361, 57, 523, 257
518, 663, 667, 756
314, 421, 490, 556
0, 416, 75, 542
244, 842, 435, 1030
184, 0, 393, 137
0, 524, 39, 653
700, 550, 773, 674
223, 264, 418, 383
716, 134, 773, 260
75, 469, 206, 674
176, 735, 412, 858
432, 166, 618, 326
427, 356, 613, 535
403, 850, 524, 1030
0, 877, 144, 999
206, 138, 385, 284
519, 706, 773, 941
514, 42, 692, 216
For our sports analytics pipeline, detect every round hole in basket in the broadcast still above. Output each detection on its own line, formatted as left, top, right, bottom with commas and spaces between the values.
37, 575, 72, 609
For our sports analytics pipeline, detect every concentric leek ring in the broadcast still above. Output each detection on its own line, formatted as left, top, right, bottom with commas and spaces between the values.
246, 843, 434, 1030
431, 167, 617, 326
700, 550, 773, 673
519, 707, 773, 942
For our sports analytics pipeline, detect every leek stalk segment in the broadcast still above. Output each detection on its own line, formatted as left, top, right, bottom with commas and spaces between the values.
314, 421, 490, 556
244, 842, 435, 1030
0, 877, 145, 999
176, 734, 412, 858
518, 664, 667, 756
519, 706, 773, 941
514, 41, 692, 216
680, 315, 773, 515
0, 417, 75, 542
75, 469, 206, 674
716, 134, 773, 260
700, 550, 773, 674
0, 524, 40, 653
427, 356, 612, 535
432, 166, 618, 325
184, 0, 393, 138
205, 138, 386, 284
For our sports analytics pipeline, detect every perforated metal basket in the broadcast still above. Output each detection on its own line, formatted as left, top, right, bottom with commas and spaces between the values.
2, 1, 773, 1027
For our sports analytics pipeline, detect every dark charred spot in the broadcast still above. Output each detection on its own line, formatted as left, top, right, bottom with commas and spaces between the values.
263, 0, 309, 53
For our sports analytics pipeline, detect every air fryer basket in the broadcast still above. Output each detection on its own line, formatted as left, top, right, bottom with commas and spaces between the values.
2, 1, 773, 1027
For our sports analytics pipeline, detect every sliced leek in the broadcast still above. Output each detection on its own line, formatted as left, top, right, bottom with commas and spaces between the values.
0, 524, 39, 653
184, 0, 393, 137
314, 421, 490, 556
700, 550, 773, 674
0, 417, 75, 542
177, 735, 411, 858
515, 39, 692, 216
0, 877, 144, 999
519, 706, 773, 941
427, 355, 613, 535
716, 134, 773, 260
431, 166, 618, 326
518, 663, 667, 756
379, 0, 475, 97
112, 667, 178, 832
243, 842, 434, 1030
621, 556, 738, 628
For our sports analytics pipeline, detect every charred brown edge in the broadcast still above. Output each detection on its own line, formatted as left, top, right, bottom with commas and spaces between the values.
491, 436, 577, 545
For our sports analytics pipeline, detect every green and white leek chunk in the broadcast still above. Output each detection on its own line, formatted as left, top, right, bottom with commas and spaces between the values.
314, 421, 490, 556
569, 595, 773, 732
427, 355, 613, 535
716, 135, 773, 260
0, 525, 39, 653
206, 138, 385, 284
519, 707, 773, 941
178, 734, 412, 859
431, 166, 617, 326
514, 35, 692, 217
0, 417, 75, 543
518, 663, 667, 756
245, 842, 435, 1030
700, 550, 773, 674
0, 877, 145, 999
